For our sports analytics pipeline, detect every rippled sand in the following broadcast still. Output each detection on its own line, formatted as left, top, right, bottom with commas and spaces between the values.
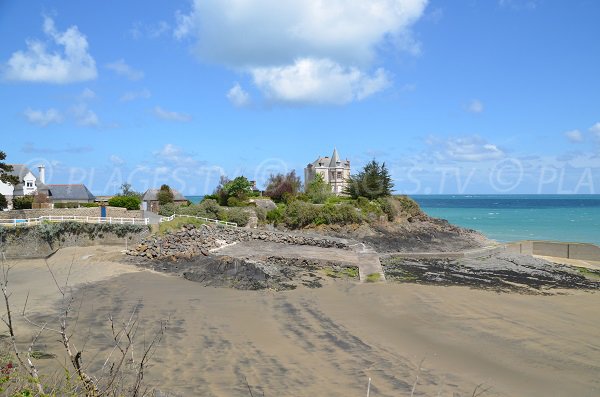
6, 246, 600, 396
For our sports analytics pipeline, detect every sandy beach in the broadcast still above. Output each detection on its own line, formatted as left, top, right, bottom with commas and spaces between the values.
4, 246, 600, 396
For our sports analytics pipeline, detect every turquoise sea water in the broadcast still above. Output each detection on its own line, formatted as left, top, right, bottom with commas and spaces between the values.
411, 195, 600, 245
186, 195, 205, 204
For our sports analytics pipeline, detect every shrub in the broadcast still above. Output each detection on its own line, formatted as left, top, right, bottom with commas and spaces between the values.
395, 195, 423, 218
264, 171, 302, 203
305, 173, 332, 204
227, 196, 245, 207
266, 206, 284, 225
224, 207, 250, 227
54, 202, 80, 209
377, 197, 397, 221
254, 206, 267, 222
158, 202, 178, 216
0, 193, 7, 210
12, 195, 33, 210
80, 202, 100, 208
108, 195, 141, 210
198, 199, 222, 219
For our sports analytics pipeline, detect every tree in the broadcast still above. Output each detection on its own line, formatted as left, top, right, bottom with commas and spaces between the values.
0, 194, 7, 210
343, 160, 394, 200
108, 195, 142, 210
157, 184, 174, 205
305, 172, 332, 204
0, 151, 19, 186
214, 176, 253, 205
264, 171, 302, 203
119, 182, 142, 199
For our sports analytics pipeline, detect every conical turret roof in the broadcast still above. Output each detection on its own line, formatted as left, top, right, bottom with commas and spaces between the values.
329, 148, 340, 167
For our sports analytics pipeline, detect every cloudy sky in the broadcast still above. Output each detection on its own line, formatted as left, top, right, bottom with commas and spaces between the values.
1, 0, 599, 195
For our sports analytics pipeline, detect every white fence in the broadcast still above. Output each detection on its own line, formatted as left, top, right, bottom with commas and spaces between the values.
0, 215, 149, 227
159, 214, 237, 228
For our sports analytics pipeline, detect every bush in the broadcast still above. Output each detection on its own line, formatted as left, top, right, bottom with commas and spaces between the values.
377, 197, 397, 221
266, 206, 284, 225
264, 171, 302, 203
224, 208, 250, 227
108, 195, 141, 210
305, 173, 332, 204
198, 199, 222, 219
158, 202, 178, 216
12, 195, 33, 210
54, 202, 80, 209
254, 206, 267, 223
395, 195, 423, 218
227, 196, 245, 207
157, 184, 174, 205
0, 193, 7, 210
80, 202, 100, 208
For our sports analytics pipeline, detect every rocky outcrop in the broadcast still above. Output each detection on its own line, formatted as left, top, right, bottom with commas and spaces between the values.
127, 224, 350, 260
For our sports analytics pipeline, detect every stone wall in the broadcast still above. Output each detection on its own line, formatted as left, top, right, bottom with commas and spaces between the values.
0, 224, 150, 259
506, 240, 600, 261
0, 207, 144, 219
129, 224, 350, 260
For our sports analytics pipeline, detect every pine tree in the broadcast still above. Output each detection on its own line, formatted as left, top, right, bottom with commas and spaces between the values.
343, 160, 393, 200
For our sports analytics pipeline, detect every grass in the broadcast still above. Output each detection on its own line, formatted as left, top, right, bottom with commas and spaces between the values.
323, 266, 359, 279
575, 266, 600, 280
159, 217, 206, 235
366, 273, 381, 283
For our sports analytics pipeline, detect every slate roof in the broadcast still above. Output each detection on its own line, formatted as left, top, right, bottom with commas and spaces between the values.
142, 188, 187, 202
308, 149, 350, 169
47, 184, 96, 201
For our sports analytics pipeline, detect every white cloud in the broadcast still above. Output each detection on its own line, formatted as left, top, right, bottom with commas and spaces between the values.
23, 108, 63, 126
149, 21, 170, 38
153, 106, 192, 122
565, 129, 583, 143
71, 103, 99, 127
590, 122, 600, 139
428, 136, 505, 162
106, 59, 144, 80
110, 155, 125, 166
175, 0, 426, 104
79, 87, 96, 100
467, 99, 484, 113
252, 58, 390, 105
154, 144, 203, 168
120, 88, 151, 102
227, 83, 251, 107
3, 17, 97, 83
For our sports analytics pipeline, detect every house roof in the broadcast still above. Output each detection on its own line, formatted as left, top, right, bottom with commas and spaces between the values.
47, 184, 96, 201
308, 150, 350, 169
8, 164, 49, 195
142, 188, 187, 202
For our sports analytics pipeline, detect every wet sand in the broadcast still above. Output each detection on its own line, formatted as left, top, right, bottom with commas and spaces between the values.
5, 247, 600, 396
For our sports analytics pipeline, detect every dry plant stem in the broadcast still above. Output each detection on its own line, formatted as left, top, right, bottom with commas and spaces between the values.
410, 358, 425, 397
1, 253, 45, 395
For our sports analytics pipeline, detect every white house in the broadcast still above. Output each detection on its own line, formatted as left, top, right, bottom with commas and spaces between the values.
0, 165, 48, 209
304, 148, 351, 195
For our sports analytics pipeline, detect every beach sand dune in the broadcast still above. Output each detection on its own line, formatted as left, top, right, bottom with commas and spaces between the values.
4, 247, 600, 396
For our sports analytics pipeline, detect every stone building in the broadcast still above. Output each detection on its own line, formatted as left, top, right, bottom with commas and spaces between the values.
142, 188, 188, 213
304, 148, 351, 195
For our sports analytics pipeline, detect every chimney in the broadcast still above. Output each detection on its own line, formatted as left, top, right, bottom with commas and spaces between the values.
38, 165, 46, 184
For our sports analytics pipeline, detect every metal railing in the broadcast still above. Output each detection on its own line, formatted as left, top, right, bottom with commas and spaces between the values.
159, 214, 237, 227
0, 215, 149, 226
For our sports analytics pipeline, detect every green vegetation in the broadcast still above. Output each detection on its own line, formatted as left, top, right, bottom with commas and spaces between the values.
0, 194, 7, 211
12, 195, 33, 210
159, 216, 206, 234
157, 184, 174, 205
80, 202, 100, 208
54, 202, 81, 209
264, 171, 302, 203
575, 266, 600, 280
215, 176, 254, 206
366, 273, 382, 282
304, 173, 332, 204
344, 160, 393, 200
323, 266, 359, 279
108, 195, 142, 210
119, 182, 142, 199
0, 151, 19, 211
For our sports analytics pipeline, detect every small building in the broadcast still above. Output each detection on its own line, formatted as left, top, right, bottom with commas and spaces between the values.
142, 188, 188, 213
0, 165, 49, 210
47, 184, 96, 204
304, 148, 351, 195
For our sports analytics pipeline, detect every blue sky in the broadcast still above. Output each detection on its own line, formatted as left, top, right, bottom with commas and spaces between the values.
1, 0, 599, 195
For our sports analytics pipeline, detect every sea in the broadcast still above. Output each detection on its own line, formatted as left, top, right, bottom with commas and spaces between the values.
186, 194, 600, 246
412, 195, 600, 246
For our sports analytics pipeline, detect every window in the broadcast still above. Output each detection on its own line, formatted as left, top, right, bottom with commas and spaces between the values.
26, 181, 33, 188
337, 171, 342, 179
